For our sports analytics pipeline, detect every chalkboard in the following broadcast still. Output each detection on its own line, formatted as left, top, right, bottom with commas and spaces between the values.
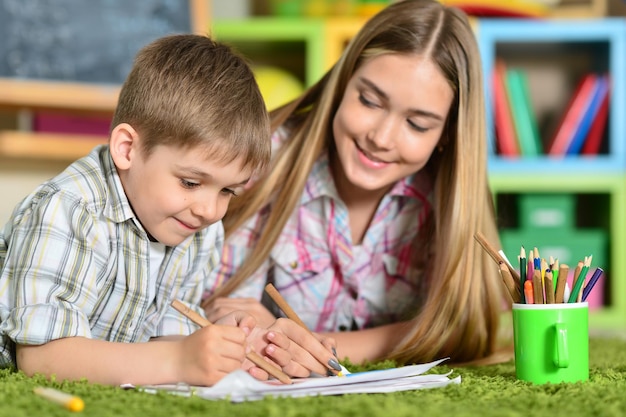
0, 0, 203, 84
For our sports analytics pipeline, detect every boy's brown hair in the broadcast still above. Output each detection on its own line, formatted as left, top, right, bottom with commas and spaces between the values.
111, 34, 270, 172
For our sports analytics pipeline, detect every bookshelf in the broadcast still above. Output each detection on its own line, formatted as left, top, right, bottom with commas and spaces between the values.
479, 18, 626, 328
211, 16, 367, 88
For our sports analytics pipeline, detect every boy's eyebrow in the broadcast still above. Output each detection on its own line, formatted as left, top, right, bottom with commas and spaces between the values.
359, 77, 445, 121
175, 166, 250, 185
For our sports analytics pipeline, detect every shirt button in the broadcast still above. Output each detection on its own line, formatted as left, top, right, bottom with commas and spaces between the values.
290, 261, 298, 269
338, 325, 348, 331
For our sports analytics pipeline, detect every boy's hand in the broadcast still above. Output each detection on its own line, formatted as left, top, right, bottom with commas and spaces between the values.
178, 321, 248, 386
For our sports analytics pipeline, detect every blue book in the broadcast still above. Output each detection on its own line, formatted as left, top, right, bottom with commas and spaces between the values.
565, 75, 609, 155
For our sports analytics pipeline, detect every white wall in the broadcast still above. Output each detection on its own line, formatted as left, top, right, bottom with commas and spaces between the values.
0, 159, 69, 224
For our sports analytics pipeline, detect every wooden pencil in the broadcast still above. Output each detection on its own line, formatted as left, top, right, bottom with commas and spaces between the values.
532, 269, 544, 304
170, 299, 292, 385
264, 284, 308, 329
555, 263, 569, 303
499, 261, 521, 303
568, 260, 585, 303
544, 269, 555, 304
473, 232, 521, 285
264, 283, 341, 375
524, 280, 534, 304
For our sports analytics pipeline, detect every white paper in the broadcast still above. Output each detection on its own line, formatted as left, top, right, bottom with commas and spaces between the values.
139, 358, 460, 402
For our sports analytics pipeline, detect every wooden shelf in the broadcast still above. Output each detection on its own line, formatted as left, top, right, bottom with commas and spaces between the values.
0, 78, 120, 114
0, 131, 106, 161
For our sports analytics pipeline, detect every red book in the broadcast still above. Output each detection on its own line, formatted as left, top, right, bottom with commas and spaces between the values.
492, 60, 519, 157
581, 76, 610, 155
547, 74, 598, 156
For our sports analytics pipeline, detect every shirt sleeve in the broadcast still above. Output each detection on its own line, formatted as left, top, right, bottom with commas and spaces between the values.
0, 189, 107, 347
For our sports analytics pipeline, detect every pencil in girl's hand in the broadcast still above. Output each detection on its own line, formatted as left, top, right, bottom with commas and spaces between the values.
264, 283, 346, 376
555, 263, 569, 303
170, 299, 292, 384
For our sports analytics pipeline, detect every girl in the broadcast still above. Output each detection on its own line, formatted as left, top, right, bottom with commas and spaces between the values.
204, 0, 507, 365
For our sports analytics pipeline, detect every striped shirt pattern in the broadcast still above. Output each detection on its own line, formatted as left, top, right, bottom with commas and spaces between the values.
0, 145, 221, 367
209, 135, 434, 333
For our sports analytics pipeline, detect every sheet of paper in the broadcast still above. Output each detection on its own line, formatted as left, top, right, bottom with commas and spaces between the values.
139, 358, 460, 402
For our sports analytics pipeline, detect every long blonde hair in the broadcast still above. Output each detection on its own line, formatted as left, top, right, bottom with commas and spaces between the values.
208, 0, 506, 364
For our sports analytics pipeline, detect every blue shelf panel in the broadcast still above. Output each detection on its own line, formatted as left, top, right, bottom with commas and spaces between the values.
478, 18, 626, 174
488, 155, 624, 174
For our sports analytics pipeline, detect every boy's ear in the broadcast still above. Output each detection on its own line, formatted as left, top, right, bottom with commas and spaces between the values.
109, 123, 139, 171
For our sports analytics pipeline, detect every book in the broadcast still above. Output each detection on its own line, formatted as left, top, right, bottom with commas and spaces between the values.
137, 359, 459, 402
565, 75, 609, 155
547, 74, 598, 156
506, 69, 542, 156
492, 60, 519, 157
581, 75, 610, 155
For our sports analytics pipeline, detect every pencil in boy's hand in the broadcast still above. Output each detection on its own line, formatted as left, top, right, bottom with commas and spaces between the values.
170, 299, 292, 384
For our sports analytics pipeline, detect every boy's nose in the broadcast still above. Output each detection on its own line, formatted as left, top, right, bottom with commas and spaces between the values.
191, 199, 219, 224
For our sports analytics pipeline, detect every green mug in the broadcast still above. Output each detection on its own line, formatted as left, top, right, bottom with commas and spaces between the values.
512, 302, 589, 384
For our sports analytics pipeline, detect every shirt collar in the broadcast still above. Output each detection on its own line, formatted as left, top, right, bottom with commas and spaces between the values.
98, 145, 137, 223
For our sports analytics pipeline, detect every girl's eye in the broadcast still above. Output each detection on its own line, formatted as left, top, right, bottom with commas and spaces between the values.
358, 93, 378, 108
180, 179, 199, 189
221, 188, 238, 197
408, 119, 428, 133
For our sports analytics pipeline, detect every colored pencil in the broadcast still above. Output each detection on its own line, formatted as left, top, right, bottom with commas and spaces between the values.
544, 269, 555, 304
555, 263, 569, 303
582, 267, 604, 302
532, 269, 544, 304
519, 246, 527, 303
569, 259, 588, 303
500, 261, 521, 303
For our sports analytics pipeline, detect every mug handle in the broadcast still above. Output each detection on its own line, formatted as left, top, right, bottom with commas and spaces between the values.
554, 322, 570, 368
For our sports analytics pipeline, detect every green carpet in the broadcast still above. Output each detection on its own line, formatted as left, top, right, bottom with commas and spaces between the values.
2, 337, 626, 417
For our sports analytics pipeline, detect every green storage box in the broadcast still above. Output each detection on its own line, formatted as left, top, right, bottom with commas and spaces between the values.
520, 194, 575, 231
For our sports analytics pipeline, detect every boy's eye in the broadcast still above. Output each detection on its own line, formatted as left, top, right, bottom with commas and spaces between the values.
180, 179, 199, 189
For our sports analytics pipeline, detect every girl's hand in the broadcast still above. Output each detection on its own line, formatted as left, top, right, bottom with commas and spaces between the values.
205, 297, 276, 328
247, 318, 339, 378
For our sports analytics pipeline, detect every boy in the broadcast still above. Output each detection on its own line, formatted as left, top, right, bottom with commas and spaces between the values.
0, 34, 336, 387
